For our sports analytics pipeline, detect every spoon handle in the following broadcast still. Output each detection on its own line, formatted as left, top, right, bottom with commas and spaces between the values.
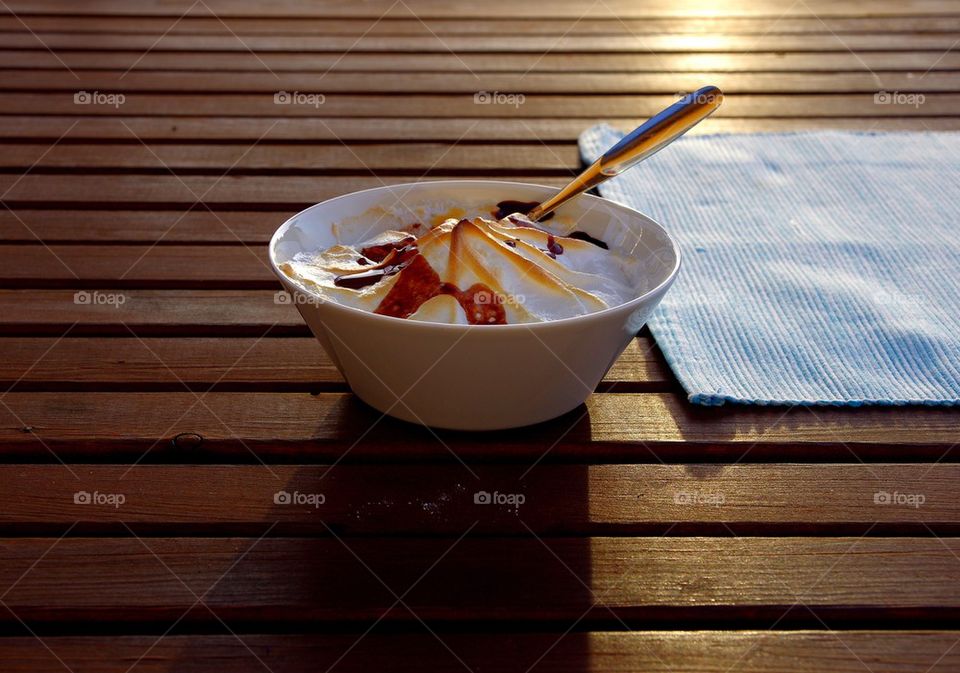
526, 85, 723, 222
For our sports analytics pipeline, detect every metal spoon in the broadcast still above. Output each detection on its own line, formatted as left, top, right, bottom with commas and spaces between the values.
526, 85, 724, 222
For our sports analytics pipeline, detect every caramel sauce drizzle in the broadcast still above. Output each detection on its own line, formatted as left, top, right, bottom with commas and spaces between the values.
374, 254, 506, 325
333, 214, 609, 324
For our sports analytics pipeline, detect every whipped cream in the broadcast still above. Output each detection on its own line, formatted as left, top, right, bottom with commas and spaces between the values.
280, 212, 640, 324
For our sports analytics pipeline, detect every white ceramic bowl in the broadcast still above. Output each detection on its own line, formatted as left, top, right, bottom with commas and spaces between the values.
269, 180, 680, 430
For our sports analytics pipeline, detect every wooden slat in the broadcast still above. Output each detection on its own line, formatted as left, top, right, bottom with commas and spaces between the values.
3, 71, 956, 94
0, 143, 575, 173
0, 175, 569, 207
5, 50, 960, 73
5, 32, 960, 51
3, 94, 953, 118
13, 631, 960, 672
0, 209, 290, 242
0, 337, 340, 389
0, 246, 278, 288
0, 290, 302, 336
0, 464, 955, 534
0, 117, 957, 146
5, 15, 960, 35
2, 632, 960, 672
0, 337, 671, 391
4, 0, 959, 19
4, 0, 960, 19
2, 536, 960, 624
1, 391, 959, 462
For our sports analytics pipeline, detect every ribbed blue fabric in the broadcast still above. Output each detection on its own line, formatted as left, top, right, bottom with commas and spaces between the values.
579, 126, 960, 406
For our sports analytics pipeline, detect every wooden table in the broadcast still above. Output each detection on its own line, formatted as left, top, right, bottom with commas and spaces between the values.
2, 1, 960, 670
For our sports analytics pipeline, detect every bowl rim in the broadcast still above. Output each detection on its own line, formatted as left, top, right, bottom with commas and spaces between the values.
268, 179, 682, 331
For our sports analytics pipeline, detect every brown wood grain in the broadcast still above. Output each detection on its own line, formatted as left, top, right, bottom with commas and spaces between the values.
5, 50, 960, 73
2, 536, 960, 624
0, 143, 577, 173
4, 32, 960, 52
0, 175, 569, 207
0, 117, 956, 146
0, 337, 341, 389
0, 463, 954, 534
0, 208, 289, 242
5, 15, 960, 35
2, 93, 952, 118
1, 391, 959, 462
2, 632, 960, 673
0, 245, 278, 288
4, 0, 958, 18
0, 289, 304, 336
1, 71, 957, 94
0, 337, 671, 390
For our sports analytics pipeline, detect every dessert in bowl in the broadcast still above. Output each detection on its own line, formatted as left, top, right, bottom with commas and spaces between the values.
269, 180, 680, 430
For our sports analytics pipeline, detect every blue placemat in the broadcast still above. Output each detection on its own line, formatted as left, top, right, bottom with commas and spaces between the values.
579, 126, 960, 406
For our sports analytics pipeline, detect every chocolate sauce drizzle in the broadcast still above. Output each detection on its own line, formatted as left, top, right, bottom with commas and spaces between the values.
567, 230, 609, 249
360, 236, 416, 262
493, 200, 554, 222
545, 235, 564, 258
334, 238, 419, 290
494, 200, 608, 250
333, 265, 400, 290
333, 214, 608, 323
